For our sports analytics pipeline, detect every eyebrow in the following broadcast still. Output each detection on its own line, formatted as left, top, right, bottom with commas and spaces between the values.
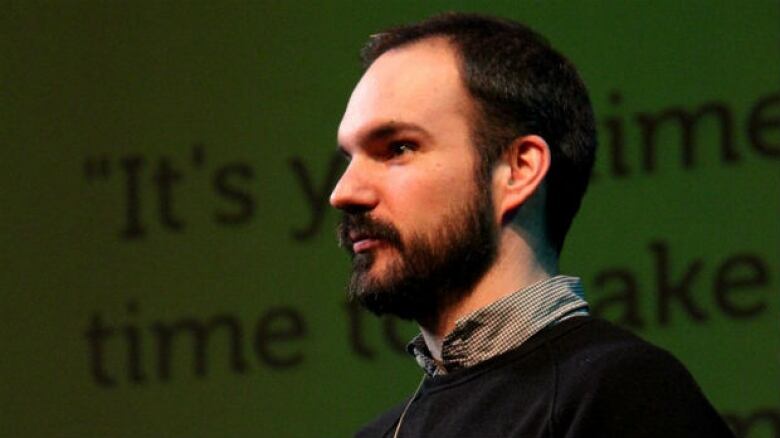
338, 122, 432, 153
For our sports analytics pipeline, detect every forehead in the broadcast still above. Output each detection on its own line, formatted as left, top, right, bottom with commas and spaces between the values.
338, 37, 475, 146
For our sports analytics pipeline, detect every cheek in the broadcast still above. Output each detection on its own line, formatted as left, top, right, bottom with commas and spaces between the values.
384, 163, 476, 226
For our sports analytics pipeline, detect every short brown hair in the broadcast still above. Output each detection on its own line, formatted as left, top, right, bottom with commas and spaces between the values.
361, 12, 597, 254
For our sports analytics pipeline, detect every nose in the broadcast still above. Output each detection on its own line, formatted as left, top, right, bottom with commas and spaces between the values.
329, 158, 378, 212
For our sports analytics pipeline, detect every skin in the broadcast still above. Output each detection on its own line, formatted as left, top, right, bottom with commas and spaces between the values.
330, 37, 556, 353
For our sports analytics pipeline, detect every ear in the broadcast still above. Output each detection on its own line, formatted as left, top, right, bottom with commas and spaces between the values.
493, 134, 551, 223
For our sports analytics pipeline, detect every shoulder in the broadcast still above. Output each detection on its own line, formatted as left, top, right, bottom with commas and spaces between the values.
552, 317, 690, 380
549, 318, 734, 437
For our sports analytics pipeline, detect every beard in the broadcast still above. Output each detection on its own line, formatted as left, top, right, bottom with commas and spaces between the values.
337, 182, 499, 323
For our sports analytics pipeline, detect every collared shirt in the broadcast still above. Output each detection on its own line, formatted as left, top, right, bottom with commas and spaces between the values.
408, 275, 589, 376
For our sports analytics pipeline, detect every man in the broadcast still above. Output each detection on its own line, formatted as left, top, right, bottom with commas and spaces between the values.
331, 12, 734, 438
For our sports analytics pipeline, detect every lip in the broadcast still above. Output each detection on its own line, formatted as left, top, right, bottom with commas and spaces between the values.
353, 238, 382, 253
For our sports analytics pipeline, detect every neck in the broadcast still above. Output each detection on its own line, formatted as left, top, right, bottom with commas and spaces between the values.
420, 327, 444, 361
419, 229, 556, 342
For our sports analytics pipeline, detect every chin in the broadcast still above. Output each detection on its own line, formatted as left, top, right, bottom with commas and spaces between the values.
356, 245, 395, 270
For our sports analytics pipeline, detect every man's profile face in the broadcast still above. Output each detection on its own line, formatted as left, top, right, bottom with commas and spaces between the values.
330, 38, 499, 320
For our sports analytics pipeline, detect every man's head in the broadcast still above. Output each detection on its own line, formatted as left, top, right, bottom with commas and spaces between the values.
331, 13, 596, 321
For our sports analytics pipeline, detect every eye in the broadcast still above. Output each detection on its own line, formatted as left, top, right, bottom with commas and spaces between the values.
388, 141, 416, 157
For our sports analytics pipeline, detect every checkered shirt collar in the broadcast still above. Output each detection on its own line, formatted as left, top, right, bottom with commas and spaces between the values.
408, 275, 589, 376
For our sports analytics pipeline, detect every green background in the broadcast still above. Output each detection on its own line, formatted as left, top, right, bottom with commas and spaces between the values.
1, 1, 778, 437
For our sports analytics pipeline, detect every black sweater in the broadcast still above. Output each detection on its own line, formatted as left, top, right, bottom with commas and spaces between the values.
356, 317, 734, 437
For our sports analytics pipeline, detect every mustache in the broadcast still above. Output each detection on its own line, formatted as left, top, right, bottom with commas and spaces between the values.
337, 213, 403, 252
